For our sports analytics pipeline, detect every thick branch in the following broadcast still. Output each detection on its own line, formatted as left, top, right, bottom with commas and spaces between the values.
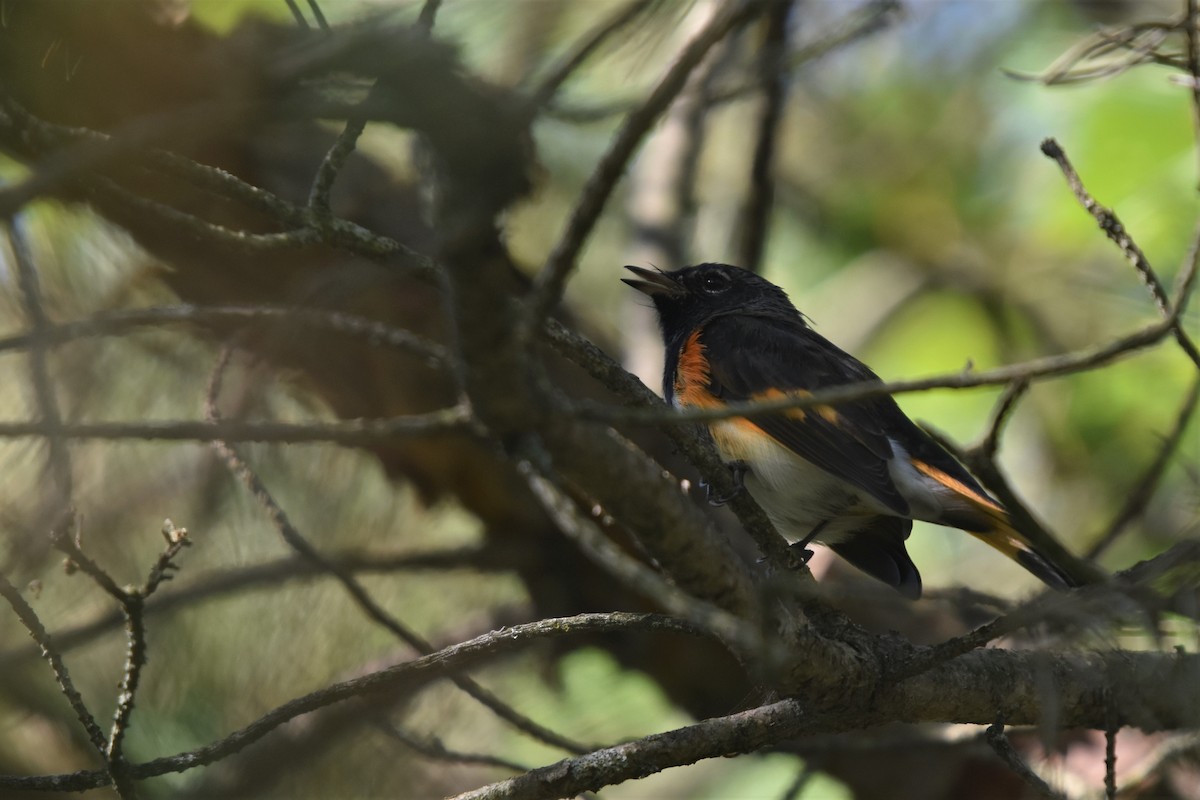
456, 639, 1200, 800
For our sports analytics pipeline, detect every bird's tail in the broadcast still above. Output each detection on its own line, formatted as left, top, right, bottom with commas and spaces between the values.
946, 497, 1084, 590
967, 518, 1080, 590
912, 460, 1086, 590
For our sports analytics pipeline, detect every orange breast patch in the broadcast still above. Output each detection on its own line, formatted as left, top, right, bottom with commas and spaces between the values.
673, 331, 770, 460
673, 330, 715, 408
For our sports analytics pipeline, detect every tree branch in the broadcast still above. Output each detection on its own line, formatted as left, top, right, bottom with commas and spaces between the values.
0, 613, 703, 793
0, 569, 111, 765
0, 303, 448, 365
204, 348, 591, 757
522, 0, 771, 333
0, 545, 506, 668
1040, 137, 1200, 367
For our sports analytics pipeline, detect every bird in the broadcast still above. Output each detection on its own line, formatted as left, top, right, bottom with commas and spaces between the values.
623, 262, 1083, 599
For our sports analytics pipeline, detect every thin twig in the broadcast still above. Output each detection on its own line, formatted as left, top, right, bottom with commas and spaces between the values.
306, 117, 367, 215
374, 721, 527, 773
307, 0, 445, 217
0, 613, 703, 793
0, 570, 110, 760
897, 595, 1051, 681
105, 522, 192, 799
570, 314, 1182, 426
672, 31, 734, 262
1105, 690, 1119, 800
416, 0, 443, 33
1087, 373, 1200, 559
623, 1, 734, 280
0, 303, 448, 364
778, 764, 813, 800
305, 0, 329, 31
1004, 20, 1179, 85
518, 459, 756, 656
546, 0, 900, 124
5, 218, 74, 504
92, 177, 326, 253
1040, 137, 1200, 368
48, 512, 127, 601
1186, 0, 1200, 184
706, 0, 901, 107
985, 719, 1067, 800
295, 0, 337, 220
283, 0, 310, 29
0, 413, 473, 446
0, 545, 505, 667
739, 0, 793, 273
529, 0, 657, 109
971, 379, 1029, 461
0, 98, 437, 275
1106, 731, 1200, 795
521, 0, 770, 336
0, 96, 244, 221
895, 568, 1176, 681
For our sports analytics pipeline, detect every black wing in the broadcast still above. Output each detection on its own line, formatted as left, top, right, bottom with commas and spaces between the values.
700, 314, 912, 515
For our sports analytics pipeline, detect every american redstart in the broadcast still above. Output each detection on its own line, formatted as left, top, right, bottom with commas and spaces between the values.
624, 262, 1082, 599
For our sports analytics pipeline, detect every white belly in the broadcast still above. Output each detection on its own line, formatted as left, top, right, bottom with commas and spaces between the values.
710, 419, 897, 545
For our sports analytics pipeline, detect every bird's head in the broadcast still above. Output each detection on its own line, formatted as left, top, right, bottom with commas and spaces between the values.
622, 262, 801, 339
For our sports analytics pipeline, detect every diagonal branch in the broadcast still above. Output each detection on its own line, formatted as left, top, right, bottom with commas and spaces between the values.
528, 0, 657, 109
985, 719, 1067, 799
518, 459, 757, 655
0, 570, 110, 762
542, 319, 792, 570
204, 349, 591, 757
451, 699, 811, 800
5, 218, 74, 506
1040, 137, 1200, 368
521, 0, 771, 334
0, 613, 704, 793
1087, 373, 1200, 558
1187, 0, 1200, 183
0, 545, 504, 668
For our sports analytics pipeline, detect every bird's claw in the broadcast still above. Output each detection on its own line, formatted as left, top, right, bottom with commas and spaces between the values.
784, 521, 828, 569
702, 460, 749, 506
787, 542, 816, 565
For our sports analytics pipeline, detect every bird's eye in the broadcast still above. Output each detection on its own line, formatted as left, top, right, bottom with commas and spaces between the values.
698, 272, 731, 294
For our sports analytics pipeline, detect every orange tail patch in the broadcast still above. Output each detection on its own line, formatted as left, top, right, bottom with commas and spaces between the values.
910, 459, 1077, 590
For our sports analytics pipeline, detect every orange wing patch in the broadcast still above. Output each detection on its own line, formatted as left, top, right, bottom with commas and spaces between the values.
752, 388, 806, 421
748, 388, 842, 424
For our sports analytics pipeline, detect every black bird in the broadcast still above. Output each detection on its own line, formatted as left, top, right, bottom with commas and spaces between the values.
624, 262, 1081, 599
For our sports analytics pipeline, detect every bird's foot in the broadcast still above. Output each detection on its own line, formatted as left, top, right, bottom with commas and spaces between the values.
702, 460, 749, 506
787, 541, 816, 565
784, 521, 829, 568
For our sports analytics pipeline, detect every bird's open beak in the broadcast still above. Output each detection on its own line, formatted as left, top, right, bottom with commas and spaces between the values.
621, 266, 685, 297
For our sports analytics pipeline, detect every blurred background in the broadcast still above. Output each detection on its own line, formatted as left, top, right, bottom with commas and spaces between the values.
0, 0, 1198, 797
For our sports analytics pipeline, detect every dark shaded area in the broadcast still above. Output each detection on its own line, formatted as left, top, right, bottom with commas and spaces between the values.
0, 0, 753, 787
